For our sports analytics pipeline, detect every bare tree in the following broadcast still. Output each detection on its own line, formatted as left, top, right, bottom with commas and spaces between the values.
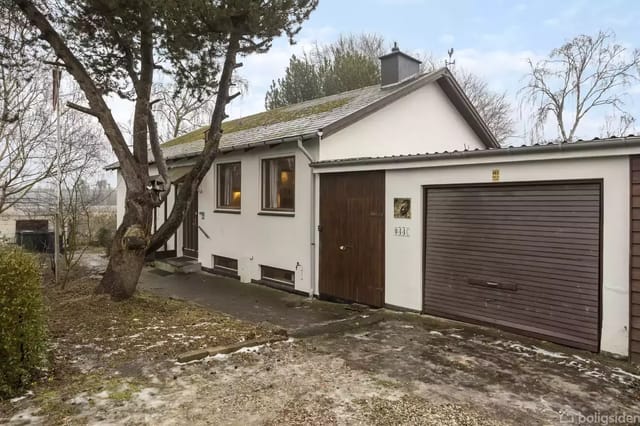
600, 112, 636, 138
153, 82, 215, 141
520, 30, 640, 142
0, 11, 56, 213
456, 70, 515, 144
153, 77, 248, 142
15, 93, 107, 286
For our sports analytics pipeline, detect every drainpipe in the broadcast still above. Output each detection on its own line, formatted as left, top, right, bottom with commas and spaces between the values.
297, 134, 318, 299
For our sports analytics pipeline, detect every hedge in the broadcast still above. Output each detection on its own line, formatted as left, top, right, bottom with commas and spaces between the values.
0, 247, 47, 399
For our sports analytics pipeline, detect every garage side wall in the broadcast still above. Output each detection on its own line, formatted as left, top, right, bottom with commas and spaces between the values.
384, 157, 630, 356
630, 156, 640, 363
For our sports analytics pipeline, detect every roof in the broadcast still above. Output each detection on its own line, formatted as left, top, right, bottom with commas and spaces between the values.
106, 68, 499, 170
310, 135, 640, 168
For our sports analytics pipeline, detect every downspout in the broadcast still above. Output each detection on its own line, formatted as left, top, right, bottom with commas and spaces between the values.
297, 134, 319, 299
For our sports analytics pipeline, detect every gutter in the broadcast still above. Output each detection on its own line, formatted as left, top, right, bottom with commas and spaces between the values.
311, 136, 640, 168
297, 135, 319, 299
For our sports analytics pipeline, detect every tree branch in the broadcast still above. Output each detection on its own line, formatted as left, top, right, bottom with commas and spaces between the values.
13, 0, 138, 180
148, 31, 241, 253
67, 102, 100, 117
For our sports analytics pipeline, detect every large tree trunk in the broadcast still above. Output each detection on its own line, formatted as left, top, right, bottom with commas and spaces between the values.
97, 189, 152, 300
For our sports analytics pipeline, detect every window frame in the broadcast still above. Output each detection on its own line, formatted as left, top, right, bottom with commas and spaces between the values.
212, 255, 238, 274
260, 265, 295, 286
215, 161, 242, 211
260, 155, 296, 213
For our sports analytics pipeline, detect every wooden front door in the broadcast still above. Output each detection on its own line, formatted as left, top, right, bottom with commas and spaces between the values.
182, 195, 198, 259
319, 171, 385, 307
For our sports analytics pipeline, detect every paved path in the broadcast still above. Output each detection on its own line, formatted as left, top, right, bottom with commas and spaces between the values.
139, 268, 355, 330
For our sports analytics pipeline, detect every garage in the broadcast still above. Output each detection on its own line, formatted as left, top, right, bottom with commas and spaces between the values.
423, 181, 601, 351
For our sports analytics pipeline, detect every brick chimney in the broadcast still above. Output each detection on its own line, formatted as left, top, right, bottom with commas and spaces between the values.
379, 42, 422, 87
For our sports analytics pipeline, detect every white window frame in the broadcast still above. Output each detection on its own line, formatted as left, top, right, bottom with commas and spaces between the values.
215, 160, 242, 211
258, 152, 296, 214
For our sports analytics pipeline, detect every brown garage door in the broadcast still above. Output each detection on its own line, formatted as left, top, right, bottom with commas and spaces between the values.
423, 182, 601, 351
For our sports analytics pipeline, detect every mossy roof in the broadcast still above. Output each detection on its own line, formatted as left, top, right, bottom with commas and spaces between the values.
104, 68, 492, 169
162, 97, 353, 149
155, 81, 409, 160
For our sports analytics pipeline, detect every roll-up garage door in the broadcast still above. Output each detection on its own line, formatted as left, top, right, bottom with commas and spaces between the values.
423, 182, 601, 351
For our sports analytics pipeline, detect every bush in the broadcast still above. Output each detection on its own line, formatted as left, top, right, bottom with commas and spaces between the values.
96, 226, 114, 256
0, 247, 47, 399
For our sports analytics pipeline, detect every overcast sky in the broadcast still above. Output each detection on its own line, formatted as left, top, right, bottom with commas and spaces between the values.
107, 0, 640, 148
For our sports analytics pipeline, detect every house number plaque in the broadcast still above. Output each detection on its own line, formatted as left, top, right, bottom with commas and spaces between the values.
394, 226, 410, 237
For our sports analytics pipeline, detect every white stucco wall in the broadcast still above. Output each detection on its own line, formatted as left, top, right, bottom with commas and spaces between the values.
377, 156, 629, 356
319, 83, 486, 161
116, 171, 125, 228
197, 143, 314, 293
115, 166, 190, 256
0, 207, 52, 242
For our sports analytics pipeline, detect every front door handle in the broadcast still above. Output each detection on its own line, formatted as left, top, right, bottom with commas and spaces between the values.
338, 245, 352, 251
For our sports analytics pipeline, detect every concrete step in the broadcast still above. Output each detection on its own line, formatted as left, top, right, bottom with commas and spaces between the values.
154, 256, 201, 274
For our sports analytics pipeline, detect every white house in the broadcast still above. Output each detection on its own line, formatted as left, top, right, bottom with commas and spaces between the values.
110, 47, 640, 363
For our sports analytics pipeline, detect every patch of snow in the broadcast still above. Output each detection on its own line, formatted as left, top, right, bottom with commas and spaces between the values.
530, 346, 569, 359
429, 331, 443, 336
145, 340, 167, 350
10, 390, 33, 403
399, 325, 414, 329
69, 394, 89, 406
136, 387, 164, 409
9, 407, 42, 423
127, 333, 143, 339
104, 348, 126, 358
286, 338, 295, 343
509, 343, 528, 351
95, 390, 110, 399
236, 344, 265, 354
132, 318, 140, 322
450, 334, 463, 339
345, 332, 373, 341
572, 355, 592, 363
611, 367, 640, 381
210, 353, 229, 361
191, 322, 215, 328
584, 370, 605, 379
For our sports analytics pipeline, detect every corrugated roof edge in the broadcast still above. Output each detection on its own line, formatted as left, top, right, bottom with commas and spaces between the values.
310, 135, 640, 168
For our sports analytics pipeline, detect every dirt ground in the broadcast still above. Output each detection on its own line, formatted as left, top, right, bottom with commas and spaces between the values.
1, 256, 639, 425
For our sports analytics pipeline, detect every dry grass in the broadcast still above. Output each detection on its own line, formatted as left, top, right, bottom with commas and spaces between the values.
1, 264, 273, 424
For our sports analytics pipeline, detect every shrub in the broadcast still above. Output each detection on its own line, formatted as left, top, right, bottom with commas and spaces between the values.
96, 226, 114, 257
0, 247, 47, 399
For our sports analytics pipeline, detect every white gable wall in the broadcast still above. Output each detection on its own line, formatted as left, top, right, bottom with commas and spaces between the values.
319, 83, 486, 161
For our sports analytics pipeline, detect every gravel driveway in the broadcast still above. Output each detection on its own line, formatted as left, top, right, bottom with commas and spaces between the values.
9, 310, 638, 425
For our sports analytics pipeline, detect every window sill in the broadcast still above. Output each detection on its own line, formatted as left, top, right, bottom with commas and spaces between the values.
251, 279, 307, 296
202, 266, 240, 280
214, 209, 241, 215
258, 211, 295, 217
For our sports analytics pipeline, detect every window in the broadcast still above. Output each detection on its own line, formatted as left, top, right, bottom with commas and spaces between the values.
213, 255, 238, 275
262, 156, 295, 211
217, 162, 241, 209
261, 265, 295, 286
